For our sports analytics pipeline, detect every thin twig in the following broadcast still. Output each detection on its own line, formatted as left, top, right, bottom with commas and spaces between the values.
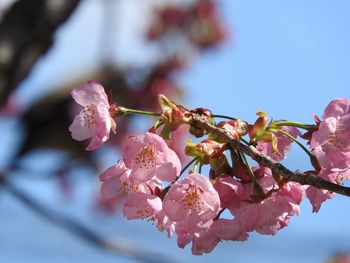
0, 173, 175, 263
190, 114, 350, 197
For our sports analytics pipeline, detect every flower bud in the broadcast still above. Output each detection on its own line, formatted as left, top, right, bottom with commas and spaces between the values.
212, 119, 249, 142
158, 94, 191, 129
249, 111, 269, 143
185, 139, 224, 160
189, 126, 207, 138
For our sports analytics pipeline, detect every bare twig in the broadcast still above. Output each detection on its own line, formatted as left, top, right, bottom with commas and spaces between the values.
190, 113, 350, 197
0, 173, 174, 263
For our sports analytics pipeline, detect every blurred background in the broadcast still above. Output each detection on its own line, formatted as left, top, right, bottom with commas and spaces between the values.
0, 0, 349, 262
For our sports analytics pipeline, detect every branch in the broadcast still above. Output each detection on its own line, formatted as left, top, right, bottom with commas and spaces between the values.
0, 174, 174, 263
190, 113, 350, 197
0, 0, 81, 107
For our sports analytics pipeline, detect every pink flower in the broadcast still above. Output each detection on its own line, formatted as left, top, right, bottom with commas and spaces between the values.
256, 125, 301, 161
311, 98, 350, 169
323, 98, 350, 119
123, 132, 181, 183
214, 176, 244, 213
329, 253, 350, 263
123, 192, 162, 220
123, 192, 175, 236
306, 168, 350, 212
99, 161, 162, 207
163, 173, 220, 234
191, 229, 220, 255
235, 168, 304, 235
100, 162, 131, 206
306, 185, 334, 213
166, 124, 191, 164
69, 80, 116, 150
190, 218, 248, 255
210, 219, 248, 241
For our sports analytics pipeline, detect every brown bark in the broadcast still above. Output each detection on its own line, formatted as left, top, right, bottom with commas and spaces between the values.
190, 113, 350, 197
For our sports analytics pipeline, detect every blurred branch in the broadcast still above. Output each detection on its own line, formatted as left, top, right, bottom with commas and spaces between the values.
0, 0, 81, 107
0, 173, 174, 263
190, 113, 350, 197
15, 66, 129, 163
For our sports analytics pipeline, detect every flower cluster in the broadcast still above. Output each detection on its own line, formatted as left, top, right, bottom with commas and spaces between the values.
147, 0, 225, 50
69, 82, 350, 255
307, 99, 350, 212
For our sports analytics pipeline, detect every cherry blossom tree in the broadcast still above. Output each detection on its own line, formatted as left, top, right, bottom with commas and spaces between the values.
0, 0, 349, 262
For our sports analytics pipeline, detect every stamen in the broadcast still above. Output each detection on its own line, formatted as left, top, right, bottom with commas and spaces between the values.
328, 135, 348, 151
180, 184, 204, 212
80, 105, 95, 128
137, 207, 155, 221
118, 181, 139, 193
135, 144, 156, 170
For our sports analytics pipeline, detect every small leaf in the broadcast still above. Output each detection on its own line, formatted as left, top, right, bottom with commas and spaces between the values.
160, 124, 172, 140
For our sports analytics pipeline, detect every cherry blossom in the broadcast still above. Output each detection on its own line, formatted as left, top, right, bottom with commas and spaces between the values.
123, 132, 181, 183
123, 192, 162, 220
189, 218, 248, 255
100, 161, 162, 206
76, 86, 350, 254
234, 168, 304, 235
69, 80, 116, 150
306, 168, 350, 212
213, 176, 244, 213
163, 173, 220, 234
191, 229, 220, 255
311, 98, 350, 169
100, 162, 132, 206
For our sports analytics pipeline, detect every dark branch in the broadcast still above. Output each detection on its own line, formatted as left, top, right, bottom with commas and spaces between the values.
0, 0, 81, 107
190, 113, 350, 197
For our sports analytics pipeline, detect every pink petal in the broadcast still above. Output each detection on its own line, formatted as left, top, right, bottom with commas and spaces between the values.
71, 80, 108, 107
211, 219, 248, 241
191, 230, 220, 255
323, 98, 350, 119
69, 113, 94, 141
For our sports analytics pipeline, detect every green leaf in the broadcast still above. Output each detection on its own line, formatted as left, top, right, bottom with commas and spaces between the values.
160, 124, 172, 140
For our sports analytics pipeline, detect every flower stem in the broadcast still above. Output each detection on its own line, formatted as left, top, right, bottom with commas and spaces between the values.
199, 162, 203, 174
240, 137, 250, 145
153, 119, 163, 129
271, 129, 312, 159
211, 114, 237, 121
122, 108, 161, 117
241, 153, 257, 183
271, 121, 316, 130
241, 153, 265, 198
271, 128, 320, 171
176, 157, 199, 181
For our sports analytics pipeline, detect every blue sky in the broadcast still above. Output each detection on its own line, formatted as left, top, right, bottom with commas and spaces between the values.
1, 0, 350, 262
